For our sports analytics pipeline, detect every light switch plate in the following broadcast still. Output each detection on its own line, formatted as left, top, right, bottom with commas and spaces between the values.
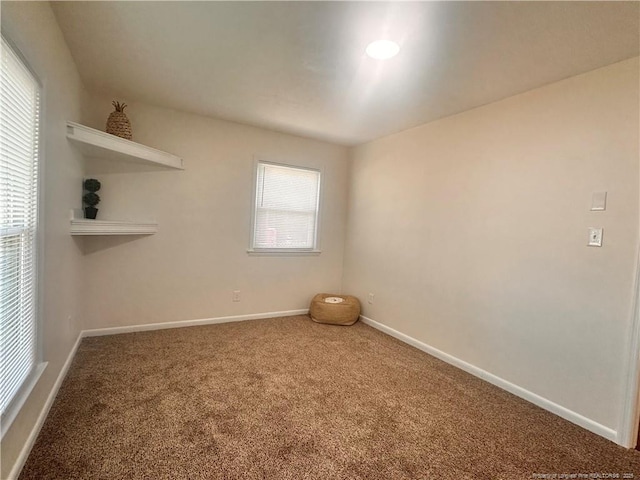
591, 192, 607, 211
588, 227, 603, 247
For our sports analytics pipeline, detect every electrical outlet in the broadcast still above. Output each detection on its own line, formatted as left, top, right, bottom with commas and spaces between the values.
368, 293, 375, 305
232, 290, 241, 302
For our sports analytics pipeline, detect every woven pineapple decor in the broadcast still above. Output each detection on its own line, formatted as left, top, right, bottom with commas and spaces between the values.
106, 101, 132, 140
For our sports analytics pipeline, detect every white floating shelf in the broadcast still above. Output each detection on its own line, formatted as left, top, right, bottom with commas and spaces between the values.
66, 122, 184, 170
71, 219, 158, 236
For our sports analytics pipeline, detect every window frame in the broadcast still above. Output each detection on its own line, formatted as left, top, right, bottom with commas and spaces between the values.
0, 35, 47, 440
248, 158, 322, 256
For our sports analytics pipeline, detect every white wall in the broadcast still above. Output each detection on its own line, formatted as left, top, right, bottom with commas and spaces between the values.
80, 96, 349, 329
342, 58, 639, 433
0, 2, 86, 478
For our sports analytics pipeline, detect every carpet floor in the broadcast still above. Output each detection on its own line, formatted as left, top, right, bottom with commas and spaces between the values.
19, 315, 640, 479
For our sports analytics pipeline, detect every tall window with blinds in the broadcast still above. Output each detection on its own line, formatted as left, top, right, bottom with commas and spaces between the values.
251, 161, 321, 252
0, 37, 41, 422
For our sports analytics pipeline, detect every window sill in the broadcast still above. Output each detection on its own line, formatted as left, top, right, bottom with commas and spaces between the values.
247, 249, 321, 256
1, 361, 47, 440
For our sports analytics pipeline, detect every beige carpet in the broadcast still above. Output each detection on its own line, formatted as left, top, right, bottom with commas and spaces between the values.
19, 315, 640, 479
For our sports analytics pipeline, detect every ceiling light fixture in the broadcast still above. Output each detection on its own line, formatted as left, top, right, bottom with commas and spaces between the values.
365, 40, 400, 60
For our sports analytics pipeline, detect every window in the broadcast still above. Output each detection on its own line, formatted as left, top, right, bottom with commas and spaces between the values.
0, 36, 42, 433
250, 161, 321, 253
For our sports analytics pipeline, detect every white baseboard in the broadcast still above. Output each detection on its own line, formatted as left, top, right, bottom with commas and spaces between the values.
8, 332, 83, 480
359, 315, 618, 444
82, 309, 309, 337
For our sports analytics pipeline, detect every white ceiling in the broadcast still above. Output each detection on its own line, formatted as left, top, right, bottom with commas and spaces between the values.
52, 1, 639, 146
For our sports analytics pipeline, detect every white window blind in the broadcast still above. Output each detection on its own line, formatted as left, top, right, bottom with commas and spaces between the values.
0, 37, 40, 416
252, 162, 321, 251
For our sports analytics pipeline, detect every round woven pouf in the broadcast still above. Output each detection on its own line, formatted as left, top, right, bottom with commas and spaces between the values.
309, 293, 361, 326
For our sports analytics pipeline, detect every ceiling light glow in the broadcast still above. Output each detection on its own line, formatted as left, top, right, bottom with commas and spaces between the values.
366, 40, 400, 60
